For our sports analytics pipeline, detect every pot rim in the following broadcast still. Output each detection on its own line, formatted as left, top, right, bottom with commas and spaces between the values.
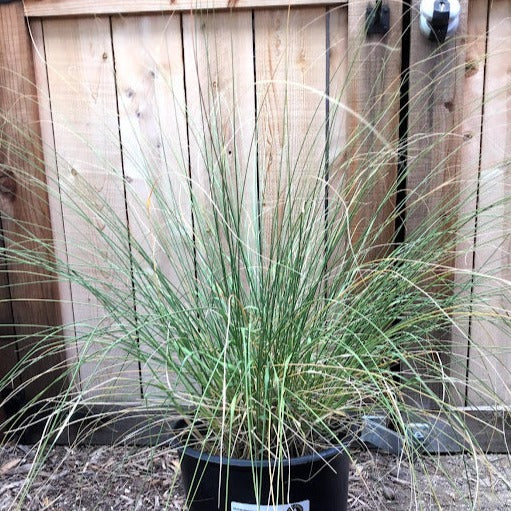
178, 443, 347, 468
173, 419, 350, 468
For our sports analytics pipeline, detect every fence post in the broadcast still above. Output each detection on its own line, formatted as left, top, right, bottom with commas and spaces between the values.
0, 1, 65, 405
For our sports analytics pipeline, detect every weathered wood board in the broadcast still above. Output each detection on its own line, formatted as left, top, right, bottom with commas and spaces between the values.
406, 1, 467, 236
41, 17, 140, 401
31, 20, 79, 377
345, 0, 402, 256
406, 0, 468, 408
183, 10, 258, 282
0, 2, 65, 402
24, 0, 346, 17
326, 4, 349, 272
111, 14, 192, 401
450, 0, 489, 406
468, 0, 511, 406
255, 7, 327, 258
0, 221, 17, 401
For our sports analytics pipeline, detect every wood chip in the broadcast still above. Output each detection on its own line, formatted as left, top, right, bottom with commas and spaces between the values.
0, 458, 21, 475
382, 485, 396, 501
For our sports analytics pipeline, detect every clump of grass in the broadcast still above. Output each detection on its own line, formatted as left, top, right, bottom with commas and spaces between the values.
1, 6, 510, 509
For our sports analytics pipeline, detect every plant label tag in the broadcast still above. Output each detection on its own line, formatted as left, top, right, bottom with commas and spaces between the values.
231, 501, 310, 511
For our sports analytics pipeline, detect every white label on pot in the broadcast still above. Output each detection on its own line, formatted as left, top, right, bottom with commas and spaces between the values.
231, 500, 309, 511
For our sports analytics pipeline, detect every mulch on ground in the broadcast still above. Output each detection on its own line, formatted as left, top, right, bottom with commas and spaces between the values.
1, 443, 511, 510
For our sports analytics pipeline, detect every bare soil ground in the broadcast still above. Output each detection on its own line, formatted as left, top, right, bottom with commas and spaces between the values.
1, 443, 511, 510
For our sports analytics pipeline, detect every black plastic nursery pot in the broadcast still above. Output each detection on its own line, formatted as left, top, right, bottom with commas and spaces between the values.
178, 433, 349, 511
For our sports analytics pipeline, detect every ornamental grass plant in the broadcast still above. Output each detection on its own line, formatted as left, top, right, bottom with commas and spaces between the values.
0, 5, 510, 509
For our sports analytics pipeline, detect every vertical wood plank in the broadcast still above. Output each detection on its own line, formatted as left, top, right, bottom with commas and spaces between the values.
255, 7, 327, 255
0, 2, 65, 402
406, 1, 467, 236
327, 5, 349, 270
328, 4, 349, 171
0, 222, 17, 431
405, 1, 468, 408
183, 11, 258, 277
42, 17, 140, 401
0, 218, 17, 382
468, 0, 511, 406
346, 0, 402, 255
111, 14, 191, 401
450, 0, 489, 406
30, 20, 79, 374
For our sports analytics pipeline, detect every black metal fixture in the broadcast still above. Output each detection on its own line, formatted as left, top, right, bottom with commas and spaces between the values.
366, 0, 390, 36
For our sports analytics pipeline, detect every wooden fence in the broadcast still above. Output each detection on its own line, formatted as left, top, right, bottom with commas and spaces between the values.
0, 0, 509, 415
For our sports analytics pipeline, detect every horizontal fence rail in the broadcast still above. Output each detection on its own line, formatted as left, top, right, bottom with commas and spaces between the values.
23, 0, 348, 17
